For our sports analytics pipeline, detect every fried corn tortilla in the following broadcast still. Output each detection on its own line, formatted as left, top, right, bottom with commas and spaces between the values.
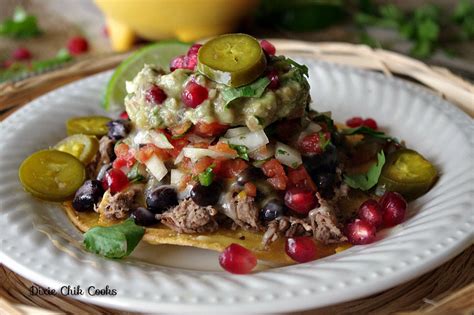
63, 202, 346, 265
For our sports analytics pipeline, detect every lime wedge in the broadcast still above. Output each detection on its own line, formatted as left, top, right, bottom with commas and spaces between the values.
103, 40, 191, 111
197, 34, 266, 87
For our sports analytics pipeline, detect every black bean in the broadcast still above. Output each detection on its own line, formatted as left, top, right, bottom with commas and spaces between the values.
314, 172, 336, 199
260, 198, 285, 222
190, 182, 221, 206
72, 180, 104, 212
107, 120, 131, 140
131, 207, 158, 226
146, 185, 178, 214
236, 167, 264, 186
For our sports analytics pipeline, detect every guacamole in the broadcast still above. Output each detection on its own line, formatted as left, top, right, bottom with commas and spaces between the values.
124, 57, 310, 131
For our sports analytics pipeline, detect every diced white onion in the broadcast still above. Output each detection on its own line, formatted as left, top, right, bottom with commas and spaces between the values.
170, 169, 185, 186
224, 127, 250, 138
174, 149, 185, 165
248, 144, 275, 160
145, 155, 168, 181
306, 122, 322, 133
275, 142, 302, 169
187, 134, 214, 144
182, 147, 236, 162
223, 129, 269, 152
134, 130, 174, 149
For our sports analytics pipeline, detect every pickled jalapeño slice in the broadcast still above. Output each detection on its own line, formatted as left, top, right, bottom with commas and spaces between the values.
19, 150, 86, 201
197, 33, 267, 87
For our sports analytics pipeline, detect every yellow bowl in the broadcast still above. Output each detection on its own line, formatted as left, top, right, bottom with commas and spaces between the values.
94, 0, 260, 51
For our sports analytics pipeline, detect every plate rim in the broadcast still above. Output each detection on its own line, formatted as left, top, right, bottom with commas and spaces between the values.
1, 60, 473, 313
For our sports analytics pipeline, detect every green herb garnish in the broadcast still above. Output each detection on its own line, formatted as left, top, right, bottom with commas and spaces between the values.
344, 151, 386, 191
83, 219, 145, 259
341, 126, 398, 142
0, 7, 41, 39
222, 77, 271, 107
230, 144, 250, 161
198, 164, 216, 186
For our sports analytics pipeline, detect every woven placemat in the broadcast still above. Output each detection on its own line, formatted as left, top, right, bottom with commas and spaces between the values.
0, 40, 473, 314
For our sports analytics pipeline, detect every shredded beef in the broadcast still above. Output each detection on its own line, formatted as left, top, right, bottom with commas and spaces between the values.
87, 136, 115, 179
308, 193, 347, 244
219, 194, 261, 231
262, 216, 312, 248
262, 192, 348, 248
157, 198, 218, 234
100, 185, 142, 220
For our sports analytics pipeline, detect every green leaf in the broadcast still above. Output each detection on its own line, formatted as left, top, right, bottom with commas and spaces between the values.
410, 40, 433, 58
229, 144, 250, 161
222, 77, 270, 107
344, 151, 385, 191
319, 132, 331, 150
379, 4, 404, 22
341, 126, 398, 142
198, 164, 216, 186
31, 49, 73, 73
417, 19, 439, 41
0, 6, 41, 39
83, 218, 145, 259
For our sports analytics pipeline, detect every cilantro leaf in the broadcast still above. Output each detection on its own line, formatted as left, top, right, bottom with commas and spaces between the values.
344, 151, 386, 191
83, 219, 145, 259
222, 77, 270, 107
198, 164, 216, 186
271, 55, 309, 77
0, 7, 41, 39
341, 126, 398, 142
229, 144, 250, 161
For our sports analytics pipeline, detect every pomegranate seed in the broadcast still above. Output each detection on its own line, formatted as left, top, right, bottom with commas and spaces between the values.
346, 116, 364, 128
119, 111, 129, 120
358, 199, 383, 228
363, 118, 378, 130
103, 169, 129, 193
187, 44, 202, 57
12, 47, 32, 60
285, 236, 317, 263
219, 243, 257, 274
184, 54, 198, 70
298, 132, 330, 155
67, 36, 89, 55
182, 81, 208, 108
345, 219, 376, 245
267, 70, 280, 90
145, 85, 167, 104
170, 55, 186, 71
260, 39, 276, 56
284, 188, 317, 214
380, 192, 407, 227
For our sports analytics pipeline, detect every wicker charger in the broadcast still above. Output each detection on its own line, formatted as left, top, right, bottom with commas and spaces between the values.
0, 40, 473, 314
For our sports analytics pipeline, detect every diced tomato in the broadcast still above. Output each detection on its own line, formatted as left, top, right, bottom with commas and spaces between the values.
193, 121, 229, 137
136, 144, 170, 163
287, 165, 317, 191
216, 159, 248, 178
262, 159, 288, 190
267, 176, 287, 191
113, 142, 136, 167
193, 156, 214, 175
168, 136, 189, 158
209, 141, 238, 155
244, 182, 257, 197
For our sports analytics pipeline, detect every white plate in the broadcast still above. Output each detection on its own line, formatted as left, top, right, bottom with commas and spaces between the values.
1, 58, 473, 313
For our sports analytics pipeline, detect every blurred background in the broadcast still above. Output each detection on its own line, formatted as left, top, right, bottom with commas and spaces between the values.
1, 0, 473, 82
